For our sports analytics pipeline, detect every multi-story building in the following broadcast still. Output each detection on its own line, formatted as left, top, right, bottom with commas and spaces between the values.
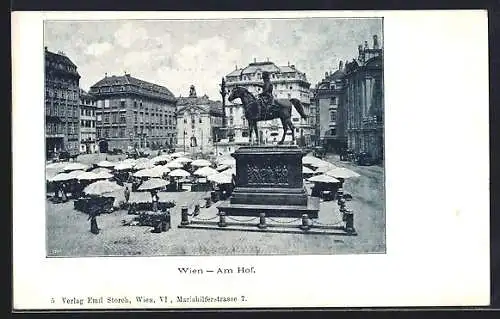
310, 61, 348, 152
89, 73, 177, 152
44, 47, 81, 159
224, 59, 313, 146
176, 85, 225, 155
79, 89, 98, 154
345, 35, 384, 163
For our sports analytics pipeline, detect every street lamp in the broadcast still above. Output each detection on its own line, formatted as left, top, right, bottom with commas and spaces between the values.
183, 130, 186, 153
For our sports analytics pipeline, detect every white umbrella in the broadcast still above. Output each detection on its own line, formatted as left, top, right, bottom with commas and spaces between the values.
138, 178, 169, 191
91, 167, 112, 174
218, 157, 236, 166
63, 163, 89, 172
207, 172, 233, 184
50, 172, 73, 182
302, 166, 315, 174
191, 159, 212, 167
46, 162, 67, 170
95, 171, 114, 180
165, 161, 183, 169
325, 167, 361, 179
96, 160, 116, 168
66, 170, 85, 179
151, 154, 171, 164
153, 165, 171, 175
121, 158, 137, 166
171, 151, 188, 158
221, 167, 236, 176
134, 160, 155, 170
169, 168, 191, 177
114, 162, 134, 171
193, 166, 218, 177
77, 171, 100, 181
46, 169, 60, 181
83, 180, 123, 196
307, 174, 341, 184
315, 163, 338, 174
134, 168, 162, 178
216, 164, 230, 172
174, 157, 192, 164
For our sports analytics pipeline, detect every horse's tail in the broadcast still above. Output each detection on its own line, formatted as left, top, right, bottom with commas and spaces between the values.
290, 98, 308, 119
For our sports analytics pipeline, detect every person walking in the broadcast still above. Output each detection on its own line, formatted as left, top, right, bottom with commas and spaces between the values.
124, 186, 130, 204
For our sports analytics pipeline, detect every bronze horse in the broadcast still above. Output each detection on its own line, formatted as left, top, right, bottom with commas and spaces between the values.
227, 86, 308, 145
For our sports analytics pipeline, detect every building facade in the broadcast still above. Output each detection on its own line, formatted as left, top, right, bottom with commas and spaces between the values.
345, 35, 384, 163
79, 89, 98, 154
44, 47, 81, 159
224, 60, 313, 145
176, 85, 224, 155
310, 61, 348, 152
89, 73, 177, 152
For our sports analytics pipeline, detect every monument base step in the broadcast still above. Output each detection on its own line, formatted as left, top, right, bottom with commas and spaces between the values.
217, 197, 320, 218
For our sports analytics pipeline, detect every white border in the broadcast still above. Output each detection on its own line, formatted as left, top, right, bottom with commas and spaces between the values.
12, 10, 490, 309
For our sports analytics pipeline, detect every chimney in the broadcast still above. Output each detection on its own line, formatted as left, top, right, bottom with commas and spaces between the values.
266, 57, 269, 62
339, 61, 343, 70
325, 72, 329, 78
364, 41, 369, 50
287, 61, 290, 66
373, 35, 379, 49
253, 58, 256, 63
291, 65, 295, 69
44, 46, 48, 52
105, 73, 108, 78
235, 65, 238, 70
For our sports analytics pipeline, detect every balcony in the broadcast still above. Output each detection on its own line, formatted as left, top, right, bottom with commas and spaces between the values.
361, 115, 383, 129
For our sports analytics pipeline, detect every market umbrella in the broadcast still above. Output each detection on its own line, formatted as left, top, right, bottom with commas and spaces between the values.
121, 158, 137, 166
315, 163, 338, 174
221, 167, 236, 176
134, 160, 155, 170
218, 157, 236, 166
137, 178, 169, 191
46, 162, 67, 170
83, 180, 123, 196
46, 169, 60, 181
50, 172, 73, 182
134, 168, 162, 178
170, 151, 188, 158
66, 170, 85, 179
307, 174, 341, 184
151, 154, 171, 164
114, 162, 134, 171
207, 172, 233, 184
91, 167, 112, 174
325, 167, 361, 179
216, 164, 230, 172
63, 162, 89, 172
77, 171, 101, 181
302, 166, 315, 174
193, 166, 218, 177
191, 159, 212, 167
95, 171, 114, 180
173, 157, 192, 164
153, 165, 171, 175
168, 168, 191, 178
96, 160, 116, 168
165, 161, 183, 169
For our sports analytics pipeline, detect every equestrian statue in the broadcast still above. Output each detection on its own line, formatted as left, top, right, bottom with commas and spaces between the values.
227, 71, 308, 145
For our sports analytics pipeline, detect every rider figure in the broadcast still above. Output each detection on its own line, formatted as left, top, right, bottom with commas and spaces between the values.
257, 71, 274, 116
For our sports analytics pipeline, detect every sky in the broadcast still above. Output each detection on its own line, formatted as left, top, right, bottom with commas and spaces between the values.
44, 18, 382, 100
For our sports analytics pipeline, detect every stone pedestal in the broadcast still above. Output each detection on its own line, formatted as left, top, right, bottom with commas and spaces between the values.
218, 145, 320, 218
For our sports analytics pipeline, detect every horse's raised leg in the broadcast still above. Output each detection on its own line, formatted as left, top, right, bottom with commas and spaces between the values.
248, 121, 253, 145
278, 117, 286, 145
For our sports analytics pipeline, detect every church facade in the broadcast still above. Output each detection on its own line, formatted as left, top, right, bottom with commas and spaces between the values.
176, 85, 224, 155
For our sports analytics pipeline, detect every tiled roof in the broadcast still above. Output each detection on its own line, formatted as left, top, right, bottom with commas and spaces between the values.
79, 88, 95, 99
226, 69, 242, 77
91, 74, 175, 98
45, 50, 77, 67
240, 62, 280, 75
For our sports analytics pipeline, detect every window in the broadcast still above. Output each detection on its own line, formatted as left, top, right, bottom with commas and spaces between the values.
119, 128, 125, 138
330, 111, 336, 122
184, 118, 187, 124
120, 101, 125, 108
230, 107, 233, 114
103, 113, 110, 123
330, 97, 337, 105
120, 113, 126, 123
134, 101, 137, 108
292, 117, 299, 122
104, 99, 110, 108
199, 117, 202, 123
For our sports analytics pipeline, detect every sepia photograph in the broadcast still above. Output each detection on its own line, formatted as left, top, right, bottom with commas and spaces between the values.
44, 17, 385, 257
